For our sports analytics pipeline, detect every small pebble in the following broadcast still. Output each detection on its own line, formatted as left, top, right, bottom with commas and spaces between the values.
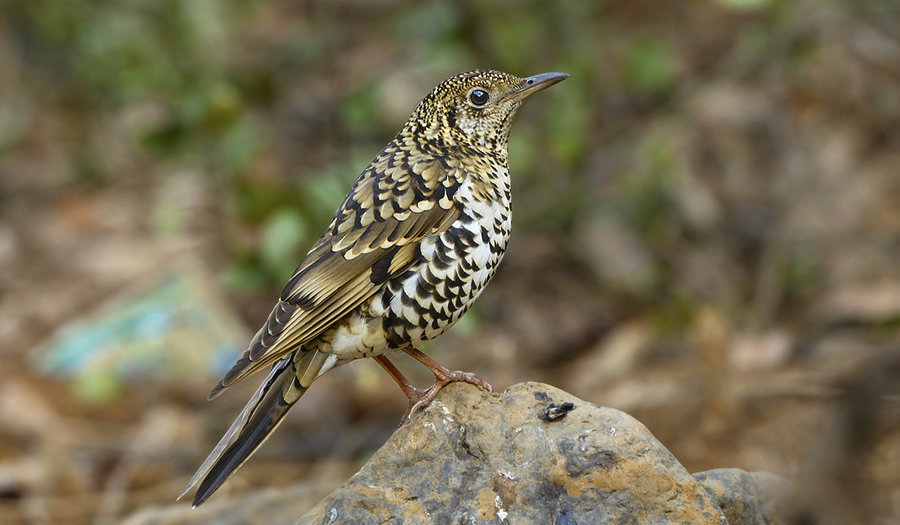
540, 402, 575, 422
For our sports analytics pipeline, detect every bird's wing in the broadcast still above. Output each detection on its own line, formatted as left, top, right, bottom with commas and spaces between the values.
209, 147, 461, 398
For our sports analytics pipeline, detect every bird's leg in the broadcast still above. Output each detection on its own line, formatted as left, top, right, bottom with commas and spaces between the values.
373, 350, 492, 423
400, 347, 493, 417
372, 354, 433, 424
373, 354, 426, 409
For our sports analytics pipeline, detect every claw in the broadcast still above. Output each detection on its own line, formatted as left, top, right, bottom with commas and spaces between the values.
399, 370, 493, 423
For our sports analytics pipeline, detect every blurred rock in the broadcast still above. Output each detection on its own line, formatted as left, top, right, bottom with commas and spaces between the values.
576, 216, 656, 294
568, 321, 652, 393
95, 408, 204, 525
297, 382, 785, 524
787, 350, 900, 525
729, 330, 793, 372
693, 469, 790, 525
121, 481, 339, 525
820, 281, 900, 324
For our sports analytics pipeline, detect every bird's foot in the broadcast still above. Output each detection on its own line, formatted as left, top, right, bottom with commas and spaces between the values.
400, 369, 493, 423
373, 351, 492, 425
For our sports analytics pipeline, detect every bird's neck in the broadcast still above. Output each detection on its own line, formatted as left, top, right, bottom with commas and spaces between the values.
408, 119, 510, 166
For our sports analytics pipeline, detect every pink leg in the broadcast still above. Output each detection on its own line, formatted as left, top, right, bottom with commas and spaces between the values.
373, 355, 422, 399
373, 350, 492, 423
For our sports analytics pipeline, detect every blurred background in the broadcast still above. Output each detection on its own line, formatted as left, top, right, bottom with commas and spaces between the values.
1, 0, 898, 523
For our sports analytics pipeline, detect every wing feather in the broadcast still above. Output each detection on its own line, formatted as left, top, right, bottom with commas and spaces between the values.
209, 148, 462, 399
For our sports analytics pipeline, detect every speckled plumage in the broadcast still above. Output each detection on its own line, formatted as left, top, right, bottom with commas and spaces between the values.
181, 69, 568, 506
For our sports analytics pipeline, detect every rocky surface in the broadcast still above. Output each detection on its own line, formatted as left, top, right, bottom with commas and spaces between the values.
125, 382, 788, 524
693, 469, 789, 525
122, 480, 340, 525
297, 382, 786, 524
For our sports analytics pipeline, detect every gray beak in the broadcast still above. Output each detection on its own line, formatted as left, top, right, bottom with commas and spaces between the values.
503, 72, 570, 102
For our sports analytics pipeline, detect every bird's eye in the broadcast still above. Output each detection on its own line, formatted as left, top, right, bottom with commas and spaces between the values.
469, 89, 489, 106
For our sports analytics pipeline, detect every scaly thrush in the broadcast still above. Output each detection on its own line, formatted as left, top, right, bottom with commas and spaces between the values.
181, 69, 568, 506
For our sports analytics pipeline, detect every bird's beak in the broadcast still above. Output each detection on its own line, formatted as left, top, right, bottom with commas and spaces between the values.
501, 72, 570, 102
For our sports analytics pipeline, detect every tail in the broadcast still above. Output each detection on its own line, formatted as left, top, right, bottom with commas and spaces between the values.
179, 349, 329, 506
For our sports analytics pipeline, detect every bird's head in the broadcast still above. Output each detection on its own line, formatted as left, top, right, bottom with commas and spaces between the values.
411, 69, 569, 156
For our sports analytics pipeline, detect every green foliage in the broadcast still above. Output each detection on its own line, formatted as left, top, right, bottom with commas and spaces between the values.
611, 135, 679, 241
73, 369, 123, 406
544, 77, 592, 166
390, 0, 464, 60
341, 82, 383, 134
9, 0, 231, 102
711, 0, 772, 11
648, 288, 698, 338
259, 209, 308, 279
623, 39, 676, 100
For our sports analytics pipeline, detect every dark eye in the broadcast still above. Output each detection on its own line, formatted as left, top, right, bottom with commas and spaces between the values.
469, 89, 489, 106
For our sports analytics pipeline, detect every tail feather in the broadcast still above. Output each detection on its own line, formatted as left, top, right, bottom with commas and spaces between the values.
180, 349, 328, 506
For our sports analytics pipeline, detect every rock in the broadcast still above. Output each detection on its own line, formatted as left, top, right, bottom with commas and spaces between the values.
122, 480, 340, 525
297, 382, 785, 524
126, 382, 788, 524
693, 469, 790, 525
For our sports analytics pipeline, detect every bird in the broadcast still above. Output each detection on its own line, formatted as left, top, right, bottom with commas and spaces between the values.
180, 69, 569, 506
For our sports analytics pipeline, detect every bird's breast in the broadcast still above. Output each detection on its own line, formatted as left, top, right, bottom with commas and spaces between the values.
373, 169, 512, 349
